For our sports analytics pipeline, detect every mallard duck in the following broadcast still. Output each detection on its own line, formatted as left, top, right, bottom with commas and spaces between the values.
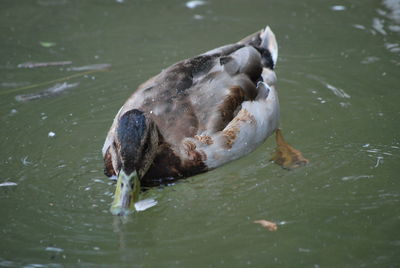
103, 26, 308, 215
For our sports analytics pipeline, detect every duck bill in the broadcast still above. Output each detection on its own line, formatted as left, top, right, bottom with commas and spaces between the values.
110, 170, 140, 216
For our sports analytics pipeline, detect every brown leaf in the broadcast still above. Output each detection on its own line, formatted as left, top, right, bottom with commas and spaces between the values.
254, 220, 278, 231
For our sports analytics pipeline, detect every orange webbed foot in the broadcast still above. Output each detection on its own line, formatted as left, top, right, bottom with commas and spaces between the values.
271, 129, 309, 170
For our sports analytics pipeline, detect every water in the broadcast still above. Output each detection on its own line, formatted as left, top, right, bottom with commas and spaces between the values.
1, 0, 399, 267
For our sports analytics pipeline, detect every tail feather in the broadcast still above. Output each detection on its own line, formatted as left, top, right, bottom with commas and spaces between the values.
260, 26, 278, 67
238, 25, 278, 68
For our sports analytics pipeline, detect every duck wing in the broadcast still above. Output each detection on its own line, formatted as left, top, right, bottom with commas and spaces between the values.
119, 30, 275, 143
103, 26, 279, 179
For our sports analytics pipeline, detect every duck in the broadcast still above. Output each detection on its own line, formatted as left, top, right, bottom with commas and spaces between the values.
102, 26, 308, 216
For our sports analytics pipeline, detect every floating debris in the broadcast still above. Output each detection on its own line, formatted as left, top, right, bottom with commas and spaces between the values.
326, 83, 351, 99
48, 131, 56, 138
317, 97, 326, 104
353, 24, 366, 30
186, 0, 206, 9
331, 5, 346, 11
67, 64, 111, 71
134, 198, 158, 212
339, 102, 351, 107
39, 41, 56, 48
45, 247, 64, 253
385, 42, 400, 53
0, 182, 18, 187
374, 156, 384, 168
372, 18, 387, 35
342, 175, 374, 181
17, 61, 72, 68
361, 56, 380, 64
21, 156, 33, 166
254, 220, 278, 231
193, 14, 204, 20
15, 82, 79, 102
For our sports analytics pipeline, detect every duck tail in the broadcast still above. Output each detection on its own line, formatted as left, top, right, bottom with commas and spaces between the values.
238, 25, 278, 69
260, 26, 278, 68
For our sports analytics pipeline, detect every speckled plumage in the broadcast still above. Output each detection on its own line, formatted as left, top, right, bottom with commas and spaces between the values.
103, 26, 280, 187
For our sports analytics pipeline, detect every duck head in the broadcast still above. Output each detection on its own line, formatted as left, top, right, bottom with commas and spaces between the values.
110, 109, 159, 216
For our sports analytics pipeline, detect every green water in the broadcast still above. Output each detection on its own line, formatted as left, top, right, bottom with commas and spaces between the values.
1, 0, 399, 267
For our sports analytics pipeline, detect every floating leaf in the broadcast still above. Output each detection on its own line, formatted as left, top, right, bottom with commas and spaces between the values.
254, 220, 278, 231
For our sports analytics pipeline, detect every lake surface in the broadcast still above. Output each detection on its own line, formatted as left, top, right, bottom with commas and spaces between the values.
1, 0, 399, 267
